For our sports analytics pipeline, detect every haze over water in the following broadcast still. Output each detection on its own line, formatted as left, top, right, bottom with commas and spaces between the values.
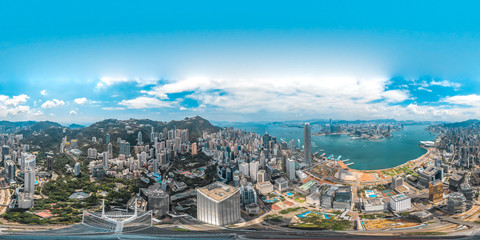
216, 123, 435, 170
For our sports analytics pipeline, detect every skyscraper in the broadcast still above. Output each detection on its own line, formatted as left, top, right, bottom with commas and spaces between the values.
138, 131, 143, 145
74, 162, 81, 176
24, 167, 35, 193
304, 123, 312, 165
105, 133, 110, 145
286, 158, 296, 181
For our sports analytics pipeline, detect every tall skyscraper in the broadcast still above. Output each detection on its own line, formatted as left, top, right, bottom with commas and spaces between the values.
304, 123, 312, 165
24, 167, 35, 193
286, 158, 296, 181
107, 143, 113, 157
74, 162, 81, 176
105, 133, 110, 145
103, 152, 109, 168
138, 131, 143, 145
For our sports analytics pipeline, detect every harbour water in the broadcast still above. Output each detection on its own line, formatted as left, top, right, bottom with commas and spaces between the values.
215, 123, 435, 170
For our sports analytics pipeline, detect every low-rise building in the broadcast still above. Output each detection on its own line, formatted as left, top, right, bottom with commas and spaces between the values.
389, 193, 411, 212
362, 198, 388, 213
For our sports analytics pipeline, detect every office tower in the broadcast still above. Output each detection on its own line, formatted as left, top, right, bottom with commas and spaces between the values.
239, 162, 249, 177
24, 167, 35, 193
429, 180, 443, 203
108, 143, 113, 157
240, 183, 257, 206
304, 123, 312, 165
197, 182, 241, 226
289, 139, 295, 152
191, 142, 197, 155
330, 118, 334, 133
139, 151, 147, 166
447, 192, 467, 215
6, 160, 15, 183
120, 141, 131, 157
103, 152, 108, 168
139, 184, 170, 217
249, 161, 259, 182
74, 162, 81, 176
105, 133, 110, 145
391, 176, 404, 189
286, 158, 296, 181
257, 170, 266, 183
46, 155, 54, 171
2, 145, 10, 161
138, 131, 143, 145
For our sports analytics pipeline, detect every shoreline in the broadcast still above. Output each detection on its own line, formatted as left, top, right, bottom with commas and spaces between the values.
343, 145, 432, 173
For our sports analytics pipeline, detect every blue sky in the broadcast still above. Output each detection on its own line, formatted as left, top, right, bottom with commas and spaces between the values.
1, 1, 480, 124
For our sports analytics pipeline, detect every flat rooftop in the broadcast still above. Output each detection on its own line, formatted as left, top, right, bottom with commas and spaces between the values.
391, 193, 410, 202
197, 181, 239, 202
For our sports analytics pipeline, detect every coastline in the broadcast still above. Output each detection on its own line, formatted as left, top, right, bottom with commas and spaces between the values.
337, 145, 432, 173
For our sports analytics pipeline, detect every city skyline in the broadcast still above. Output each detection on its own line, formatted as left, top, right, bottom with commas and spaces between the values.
2, 1, 480, 124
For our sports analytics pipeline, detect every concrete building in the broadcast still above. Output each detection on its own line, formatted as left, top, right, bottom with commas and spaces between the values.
447, 192, 467, 215
429, 180, 444, 203
102, 152, 109, 168
389, 193, 411, 212
191, 142, 197, 155
257, 170, 266, 183
362, 198, 388, 213
256, 181, 274, 195
333, 186, 352, 210
24, 167, 35, 193
391, 176, 404, 189
321, 187, 336, 209
249, 161, 259, 182
87, 148, 98, 159
304, 123, 312, 165
240, 183, 257, 207
286, 158, 296, 181
196, 182, 241, 226
6, 160, 15, 184
74, 162, 81, 176
449, 174, 464, 192
17, 192, 34, 209
460, 183, 474, 202
418, 166, 443, 188
140, 184, 170, 217
274, 177, 289, 192
46, 155, 53, 172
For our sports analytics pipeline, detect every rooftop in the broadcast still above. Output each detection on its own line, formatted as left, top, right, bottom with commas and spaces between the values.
390, 193, 410, 202
197, 181, 239, 202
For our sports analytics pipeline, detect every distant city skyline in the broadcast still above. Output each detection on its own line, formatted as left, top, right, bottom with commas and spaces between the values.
2, 1, 480, 124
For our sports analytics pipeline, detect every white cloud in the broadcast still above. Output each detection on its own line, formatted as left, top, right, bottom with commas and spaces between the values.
441, 94, 480, 106
0, 94, 35, 117
40, 90, 47, 96
41, 99, 65, 108
118, 97, 174, 109
96, 77, 158, 89
70, 110, 77, 116
179, 107, 187, 111
74, 97, 88, 104
381, 90, 410, 103
417, 87, 432, 92
101, 107, 126, 111
430, 80, 461, 89
0, 94, 29, 106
